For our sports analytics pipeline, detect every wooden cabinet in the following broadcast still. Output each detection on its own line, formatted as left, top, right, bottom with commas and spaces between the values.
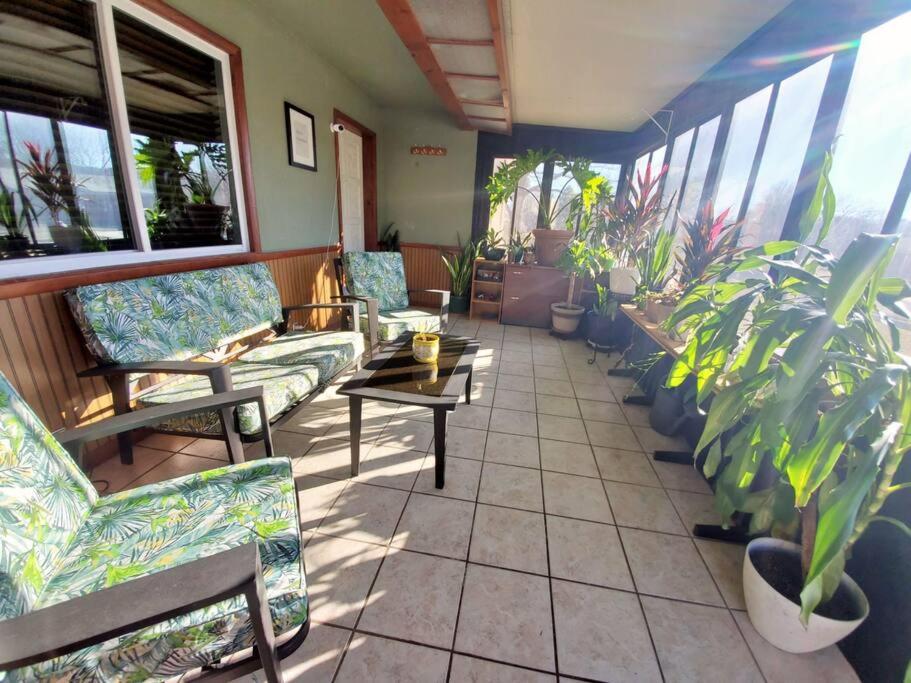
501, 265, 569, 327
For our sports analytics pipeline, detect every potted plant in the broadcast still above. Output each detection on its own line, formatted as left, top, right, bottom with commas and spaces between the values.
18, 142, 82, 252
0, 178, 32, 253
587, 283, 620, 349
602, 162, 669, 296
378, 222, 400, 251
633, 218, 676, 323
665, 160, 910, 652
480, 227, 505, 261
441, 237, 479, 313
184, 145, 230, 240
507, 232, 532, 264
553, 238, 614, 335
676, 200, 742, 284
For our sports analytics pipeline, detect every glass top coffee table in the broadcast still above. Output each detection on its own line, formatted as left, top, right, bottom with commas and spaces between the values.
338, 332, 479, 488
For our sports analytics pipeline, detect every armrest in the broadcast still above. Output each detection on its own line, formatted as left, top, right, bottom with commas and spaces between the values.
408, 289, 450, 327
0, 543, 264, 671
332, 295, 378, 352
79, 360, 225, 379
282, 302, 359, 333
56, 386, 274, 461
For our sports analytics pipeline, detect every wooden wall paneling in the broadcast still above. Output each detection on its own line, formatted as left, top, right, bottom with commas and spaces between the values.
401, 243, 459, 307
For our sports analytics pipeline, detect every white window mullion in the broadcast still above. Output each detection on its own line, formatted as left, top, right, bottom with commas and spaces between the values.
92, 0, 151, 252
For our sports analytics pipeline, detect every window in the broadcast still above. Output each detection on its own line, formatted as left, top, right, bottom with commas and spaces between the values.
713, 86, 773, 219
822, 11, 911, 255
591, 163, 622, 196
739, 57, 832, 247
660, 128, 695, 229
632, 145, 667, 187
677, 117, 720, 225
0, 0, 248, 277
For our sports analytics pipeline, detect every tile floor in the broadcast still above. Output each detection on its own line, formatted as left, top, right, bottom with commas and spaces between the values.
90, 317, 859, 683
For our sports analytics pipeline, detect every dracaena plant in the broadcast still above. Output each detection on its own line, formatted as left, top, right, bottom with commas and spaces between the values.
676, 200, 743, 285
17, 142, 77, 225
601, 161, 669, 266
666, 154, 911, 622
633, 217, 676, 304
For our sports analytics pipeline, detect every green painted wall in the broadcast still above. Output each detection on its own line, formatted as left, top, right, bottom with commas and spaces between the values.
168, 0, 383, 251
379, 110, 478, 246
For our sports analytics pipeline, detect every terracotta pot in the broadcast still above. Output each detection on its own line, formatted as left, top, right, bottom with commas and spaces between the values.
744, 538, 868, 653
533, 228, 572, 266
551, 302, 584, 334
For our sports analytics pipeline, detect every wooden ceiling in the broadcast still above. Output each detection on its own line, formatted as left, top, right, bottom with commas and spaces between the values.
376, 0, 511, 134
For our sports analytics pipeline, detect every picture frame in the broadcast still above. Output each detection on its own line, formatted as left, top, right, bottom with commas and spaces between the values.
284, 102, 317, 171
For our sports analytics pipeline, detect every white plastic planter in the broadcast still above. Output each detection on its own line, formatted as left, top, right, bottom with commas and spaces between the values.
609, 267, 639, 296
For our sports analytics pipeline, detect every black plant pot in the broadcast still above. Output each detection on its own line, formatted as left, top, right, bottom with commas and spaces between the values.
586, 312, 613, 348
484, 247, 505, 261
450, 295, 469, 313
649, 385, 687, 436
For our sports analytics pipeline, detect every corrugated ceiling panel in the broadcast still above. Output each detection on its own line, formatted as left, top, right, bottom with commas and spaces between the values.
471, 118, 509, 134
431, 44, 498, 76
410, 0, 491, 40
449, 77, 502, 102
462, 102, 505, 119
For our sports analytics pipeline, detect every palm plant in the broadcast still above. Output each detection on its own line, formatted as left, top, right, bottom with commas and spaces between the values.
666, 156, 910, 623
676, 201, 742, 285
441, 237, 479, 297
17, 142, 75, 226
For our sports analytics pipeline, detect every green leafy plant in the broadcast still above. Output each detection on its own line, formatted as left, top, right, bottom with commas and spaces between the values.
71, 209, 107, 252
144, 202, 170, 241
441, 237, 479, 297
507, 231, 532, 263
134, 137, 190, 214
0, 178, 31, 241
486, 149, 555, 225
666, 154, 911, 623
601, 161, 669, 266
481, 227, 504, 251
560, 157, 614, 233
17, 142, 77, 225
633, 218, 676, 305
555, 237, 614, 306
676, 200, 742, 285
378, 222, 400, 252
592, 283, 619, 319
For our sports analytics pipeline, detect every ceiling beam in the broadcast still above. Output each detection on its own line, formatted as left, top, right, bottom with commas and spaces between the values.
376, 0, 472, 130
460, 97, 504, 107
427, 37, 494, 47
486, 0, 512, 134
468, 115, 507, 122
445, 72, 499, 81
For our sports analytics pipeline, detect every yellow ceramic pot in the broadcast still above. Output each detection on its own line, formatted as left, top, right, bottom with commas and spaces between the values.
412, 333, 440, 364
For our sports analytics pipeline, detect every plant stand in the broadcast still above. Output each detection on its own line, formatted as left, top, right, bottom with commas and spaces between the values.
469, 258, 504, 320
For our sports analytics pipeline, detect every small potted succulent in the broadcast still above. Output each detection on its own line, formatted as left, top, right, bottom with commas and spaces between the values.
441, 237, 479, 313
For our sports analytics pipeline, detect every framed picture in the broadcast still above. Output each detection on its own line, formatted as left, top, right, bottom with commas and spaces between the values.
285, 102, 317, 171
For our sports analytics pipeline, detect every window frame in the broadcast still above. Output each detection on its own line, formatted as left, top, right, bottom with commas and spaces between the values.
0, 0, 258, 280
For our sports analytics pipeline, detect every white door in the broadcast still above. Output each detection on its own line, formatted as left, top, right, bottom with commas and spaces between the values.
338, 128, 364, 251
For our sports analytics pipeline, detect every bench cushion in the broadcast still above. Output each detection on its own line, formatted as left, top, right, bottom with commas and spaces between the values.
136, 331, 362, 436
342, 251, 410, 313
366, 308, 441, 342
66, 263, 283, 364
21, 459, 307, 680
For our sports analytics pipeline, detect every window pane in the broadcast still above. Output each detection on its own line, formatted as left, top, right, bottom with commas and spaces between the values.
591, 163, 622, 195
823, 11, 911, 255
551, 168, 580, 229
633, 151, 651, 183
651, 145, 667, 169
740, 57, 832, 247
661, 128, 695, 229
0, 0, 132, 260
677, 116, 720, 224
114, 10, 240, 249
714, 86, 773, 218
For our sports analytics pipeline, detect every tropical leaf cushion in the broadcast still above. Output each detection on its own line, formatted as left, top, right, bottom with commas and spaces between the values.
66, 263, 283, 364
238, 330, 364, 378
342, 251, 410, 313
14, 458, 308, 681
0, 373, 98, 620
367, 309, 441, 342
137, 361, 319, 437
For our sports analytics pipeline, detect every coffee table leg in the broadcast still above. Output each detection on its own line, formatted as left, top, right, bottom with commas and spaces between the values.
465, 367, 473, 405
349, 396, 362, 477
434, 408, 447, 489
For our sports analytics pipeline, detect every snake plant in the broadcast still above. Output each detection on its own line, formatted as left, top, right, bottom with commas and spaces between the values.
442, 237, 479, 297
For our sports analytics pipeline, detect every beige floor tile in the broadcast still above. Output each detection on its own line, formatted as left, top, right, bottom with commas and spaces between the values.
732, 611, 860, 683
450, 404, 492, 430
281, 407, 345, 436
567, 366, 608, 385
354, 444, 424, 490
620, 402, 652, 427
620, 528, 724, 606
605, 374, 635, 395
584, 419, 641, 450
533, 354, 566, 369
489, 407, 539, 437
478, 462, 543, 512
136, 432, 195, 453
632, 425, 689, 453
552, 580, 661, 682
604, 481, 687, 534
128, 452, 220, 488
571, 382, 616, 403
667, 489, 722, 533
484, 431, 540, 468
535, 395, 580, 418
577, 398, 627, 424
501, 349, 533, 364
535, 378, 575, 398
547, 516, 633, 590
455, 564, 555, 671
304, 534, 384, 627
291, 438, 354, 479
359, 549, 465, 648
375, 417, 435, 451
321, 413, 390, 443
502, 339, 532, 352
246, 429, 316, 460
392, 493, 475, 559
499, 360, 533, 376
469, 382, 494, 406
537, 414, 589, 444
297, 476, 348, 530
318, 481, 409, 545
642, 597, 762, 683
593, 446, 661, 486
180, 437, 230, 461
534, 364, 570, 381
335, 633, 449, 683
414, 455, 481, 501
695, 539, 746, 609
493, 388, 537, 412
539, 439, 598, 477
471, 370, 498, 388
437, 425, 487, 460
652, 460, 712, 494
470, 504, 548, 574
497, 373, 535, 393
361, 399, 401, 417
90, 446, 174, 494
235, 622, 350, 683
449, 654, 555, 682
395, 404, 434, 422
543, 471, 613, 523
